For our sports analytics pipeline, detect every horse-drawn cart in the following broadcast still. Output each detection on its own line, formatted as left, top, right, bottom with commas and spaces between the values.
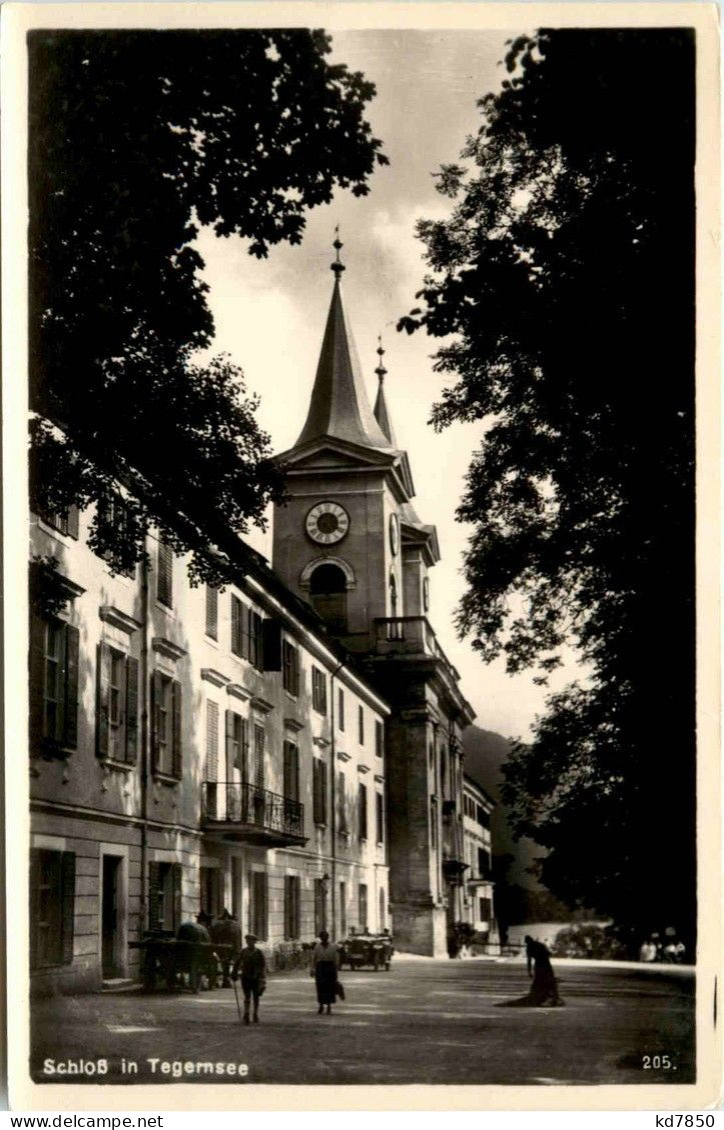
131, 936, 234, 993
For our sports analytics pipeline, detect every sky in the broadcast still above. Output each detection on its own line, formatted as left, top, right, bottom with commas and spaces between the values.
195, 29, 582, 741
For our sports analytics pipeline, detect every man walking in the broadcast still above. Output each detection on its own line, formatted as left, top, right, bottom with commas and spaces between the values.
231, 933, 266, 1024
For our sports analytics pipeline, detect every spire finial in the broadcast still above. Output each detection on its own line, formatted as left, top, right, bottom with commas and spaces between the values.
331, 225, 345, 279
375, 334, 387, 382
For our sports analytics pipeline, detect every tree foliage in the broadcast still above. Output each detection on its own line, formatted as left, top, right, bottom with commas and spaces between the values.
400, 30, 695, 938
29, 29, 387, 580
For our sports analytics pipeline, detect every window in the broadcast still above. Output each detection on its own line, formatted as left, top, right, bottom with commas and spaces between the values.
205, 586, 218, 640
376, 792, 385, 844
226, 709, 248, 779
97, 643, 139, 763
358, 883, 368, 932
338, 688, 345, 732
309, 563, 347, 633
250, 611, 264, 670
430, 797, 438, 851
477, 847, 490, 879
151, 672, 181, 778
283, 740, 300, 802
40, 505, 79, 540
157, 540, 173, 607
148, 861, 182, 933
477, 804, 490, 830
337, 770, 348, 835
253, 725, 265, 788
339, 881, 347, 936
97, 494, 134, 576
30, 849, 75, 968
250, 871, 268, 940
284, 875, 301, 940
375, 720, 384, 758
314, 878, 327, 936
282, 640, 300, 696
358, 705, 364, 745
379, 887, 386, 931
358, 783, 368, 841
312, 667, 327, 714
30, 616, 79, 753
478, 897, 491, 925
313, 757, 327, 825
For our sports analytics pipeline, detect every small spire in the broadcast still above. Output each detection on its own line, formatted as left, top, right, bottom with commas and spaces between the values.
375, 334, 387, 382
373, 334, 396, 446
331, 225, 345, 280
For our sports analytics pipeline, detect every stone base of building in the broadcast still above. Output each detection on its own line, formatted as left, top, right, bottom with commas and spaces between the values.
391, 901, 447, 957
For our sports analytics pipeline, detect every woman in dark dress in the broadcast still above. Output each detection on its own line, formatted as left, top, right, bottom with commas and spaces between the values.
311, 931, 339, 1015
525, 935, 563, 1006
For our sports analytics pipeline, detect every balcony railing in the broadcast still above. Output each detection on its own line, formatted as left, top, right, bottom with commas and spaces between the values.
373, 617, 460, 679
201, 782, 306, 846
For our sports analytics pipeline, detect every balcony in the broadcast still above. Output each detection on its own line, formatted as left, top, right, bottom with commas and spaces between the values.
373, 617, 460, 679
442, 858, 469, 887
201, 782, 306, 846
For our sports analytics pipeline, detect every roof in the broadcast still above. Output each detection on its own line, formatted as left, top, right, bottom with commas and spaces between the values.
373, 377, 397, 446
463, 772, 497, 809
294, 277, 394, 451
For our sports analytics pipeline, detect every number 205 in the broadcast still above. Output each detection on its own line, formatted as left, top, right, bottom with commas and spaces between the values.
642, 1054, 673, 1069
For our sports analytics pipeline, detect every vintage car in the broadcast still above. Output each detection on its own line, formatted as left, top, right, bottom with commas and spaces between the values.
337, 932, 393, 971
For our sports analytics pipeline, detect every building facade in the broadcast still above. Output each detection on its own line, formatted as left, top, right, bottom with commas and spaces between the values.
273, 247, 475, 956
29, 506, 389, 994
461, 774, 497, 945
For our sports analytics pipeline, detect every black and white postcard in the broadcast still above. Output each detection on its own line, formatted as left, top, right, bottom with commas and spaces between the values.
3, 0, 721, 1112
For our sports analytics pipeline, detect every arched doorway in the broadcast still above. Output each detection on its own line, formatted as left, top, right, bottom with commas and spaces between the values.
309, 562, 348, 633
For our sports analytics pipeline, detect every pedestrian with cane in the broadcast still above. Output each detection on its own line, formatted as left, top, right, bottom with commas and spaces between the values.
231, 933, 266, 1025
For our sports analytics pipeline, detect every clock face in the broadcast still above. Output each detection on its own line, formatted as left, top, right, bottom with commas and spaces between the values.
305, 501, 350, 545
389, 513, 400, 556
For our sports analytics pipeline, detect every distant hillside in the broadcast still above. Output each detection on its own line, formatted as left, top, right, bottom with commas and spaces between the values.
462, 725, 543, 889
462, 725, 577, 931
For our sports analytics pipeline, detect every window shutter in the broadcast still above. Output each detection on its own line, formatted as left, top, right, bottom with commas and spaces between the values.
148, 862, 161, 932
206, 700, 219, 782
293, 746, 300, 804
240, 718, 249, 779
172, 863, 183, 932
283, 741, 291, 798
150, 671, 161, 774
29, 613, 45, 753
230, 597, 241, 655
29, 848, 40, 970
96, 641, 111, 758
206, 586, 218, 640
225, 709, 235, 780
157, 541, 173, 607
125, 657, 139, 763
62, 624, 79, 750
262, 619, 282, 671
60, 851, 75, 964
67, 505, 80, 540
172, 680, 182, 779
241, 603, 250, 660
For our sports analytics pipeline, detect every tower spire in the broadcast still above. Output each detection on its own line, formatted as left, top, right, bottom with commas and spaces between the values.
373, 334, 397, 446
293, 238, 391, 451
331, 225, 345, 280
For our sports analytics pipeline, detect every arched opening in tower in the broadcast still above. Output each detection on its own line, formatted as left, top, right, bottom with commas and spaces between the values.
309, 563, 348, 634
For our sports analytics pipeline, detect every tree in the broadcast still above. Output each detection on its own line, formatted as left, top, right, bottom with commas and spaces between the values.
399, 30, 695, 940
29, 29, 387, 581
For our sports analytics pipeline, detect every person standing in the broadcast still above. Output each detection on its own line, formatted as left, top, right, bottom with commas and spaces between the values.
311, 931, 339, 1015
211, 908, 242, 988
232, 933, 266, 1024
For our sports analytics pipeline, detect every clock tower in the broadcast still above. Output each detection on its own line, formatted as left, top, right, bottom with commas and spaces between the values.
272, 239, 475, 956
